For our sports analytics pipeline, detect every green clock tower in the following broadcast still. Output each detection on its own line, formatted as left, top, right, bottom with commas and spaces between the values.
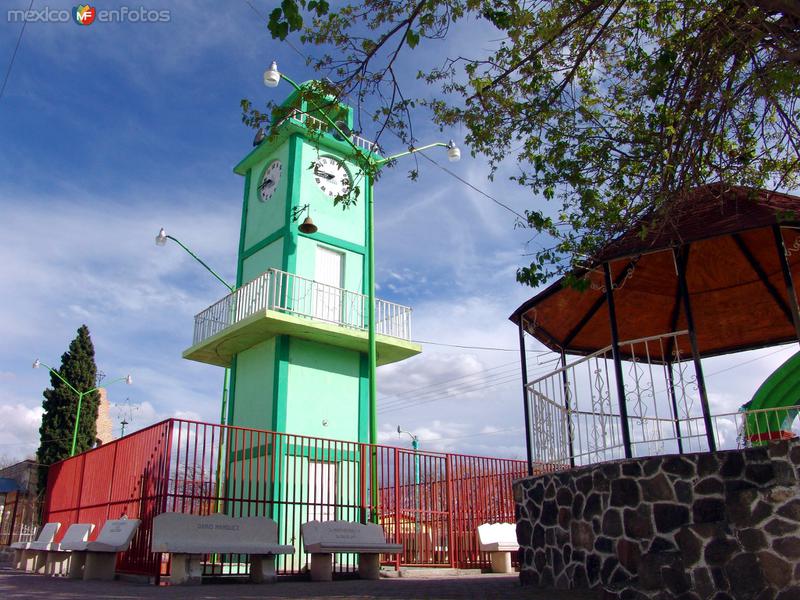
183, 83, 421, 445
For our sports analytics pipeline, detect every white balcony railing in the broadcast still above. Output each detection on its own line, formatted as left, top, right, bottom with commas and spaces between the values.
526, 331, 800, 470
192, 268, 412, 346
279, 109, 379, 154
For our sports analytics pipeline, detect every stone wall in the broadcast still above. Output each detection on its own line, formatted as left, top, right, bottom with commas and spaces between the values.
513, 439, 800, 599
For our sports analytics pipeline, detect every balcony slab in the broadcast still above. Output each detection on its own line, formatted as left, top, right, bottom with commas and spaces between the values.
183, 308, 421, 368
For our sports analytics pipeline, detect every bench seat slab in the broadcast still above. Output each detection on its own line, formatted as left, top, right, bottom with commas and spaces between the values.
158, 543, 293, 555
304, 543, 402, 554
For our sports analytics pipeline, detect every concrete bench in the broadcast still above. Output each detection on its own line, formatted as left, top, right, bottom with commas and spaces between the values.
477, 522, 518, 573
11, 522, 60, 572
301, 520, 402, 581
29, 523, 94, 576
61, 518, 140, 580
151, 513, 293, 585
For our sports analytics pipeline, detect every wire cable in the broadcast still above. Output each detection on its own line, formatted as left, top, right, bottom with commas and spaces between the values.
0, 0, 34, 103
412, 338, 550, 353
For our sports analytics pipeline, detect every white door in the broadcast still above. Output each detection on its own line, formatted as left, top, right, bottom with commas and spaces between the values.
308, 461, 336, 522
314, 246, 343, 323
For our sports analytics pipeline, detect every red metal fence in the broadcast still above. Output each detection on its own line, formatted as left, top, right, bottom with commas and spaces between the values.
42, 418, 525, 579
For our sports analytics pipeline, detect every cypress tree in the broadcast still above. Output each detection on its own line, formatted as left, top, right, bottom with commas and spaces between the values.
36, 325, 100, 492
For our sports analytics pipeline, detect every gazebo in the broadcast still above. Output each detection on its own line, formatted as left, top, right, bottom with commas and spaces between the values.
510, 184, 800, 471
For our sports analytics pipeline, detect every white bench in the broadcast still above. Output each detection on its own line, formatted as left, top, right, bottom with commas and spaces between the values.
30, 523, 94, 576
151, 513, 293, 585
301, 520, 402, 581
11, 522, 60, 572
477, 522, 518, 573
61, 518, 140, 580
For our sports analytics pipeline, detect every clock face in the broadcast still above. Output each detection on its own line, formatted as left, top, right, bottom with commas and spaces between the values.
258, 160, 282, 202
313, 156, 351, 198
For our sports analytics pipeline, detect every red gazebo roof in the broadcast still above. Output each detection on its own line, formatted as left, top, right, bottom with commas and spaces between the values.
510, 185, 800, 361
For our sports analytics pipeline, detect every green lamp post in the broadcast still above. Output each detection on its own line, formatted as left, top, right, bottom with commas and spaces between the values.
32, 359, 132, 457
397, 425, 421, 534
263, 60, 460, 515
155, 227, 235, 511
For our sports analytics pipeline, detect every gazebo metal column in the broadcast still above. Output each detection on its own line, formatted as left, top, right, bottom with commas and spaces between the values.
603, 262, 633, 459
673, 245, 716, 452
559, 350, 576, 468
772, 225, 800, 344
518, 317, 534, 475
666, 363, 685, 454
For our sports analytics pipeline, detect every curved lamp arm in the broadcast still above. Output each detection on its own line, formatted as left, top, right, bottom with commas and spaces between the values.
155, 228, 234, 293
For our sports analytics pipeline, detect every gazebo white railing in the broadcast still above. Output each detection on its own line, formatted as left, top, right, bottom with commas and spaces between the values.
524, 331, 800, 470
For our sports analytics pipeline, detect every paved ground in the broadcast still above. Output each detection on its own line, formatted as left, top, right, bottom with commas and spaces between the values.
0, 568, 597, 599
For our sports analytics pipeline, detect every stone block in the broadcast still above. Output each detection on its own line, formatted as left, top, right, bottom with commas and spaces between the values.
675, 527, 702, 566
556, 486, 573, 507
570, 521, 594, 551
638, 550, 681, 590
745, 463, 775, 486
616, 538, 641, 573
603, 509, 623, 537
357, 554, 381, 580
775, 587, 800, 600
611, 479, 641, 508
558, 507, 571, 529
309, 553, 333, 582
696, 453, 720, 477
772, 535, 800, 560
541, 500, 557, 525
572, 493, 585, 519
691, 566, 715, 599
694, 476, 723, 496
595, 536, 613, 553
662, 563, 690, 595
720, 453, 745, 478
624, 505, 653, 539
777, 498, 800, 522
703, 537, 740, 566
675, 480, 693, 504
584, 493, 602, 519
653, 503, 690, 533
662, 456, 695, 478
764, 517, 799, 537
622, 462, 642, 477
757, 550, 791, 589
641, 473, 674, 502
737, 528, 767, 553
723, 553, 764, 600
693, 498, 726, 524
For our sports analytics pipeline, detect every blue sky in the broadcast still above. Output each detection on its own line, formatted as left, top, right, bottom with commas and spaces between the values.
0, 1, 795, 462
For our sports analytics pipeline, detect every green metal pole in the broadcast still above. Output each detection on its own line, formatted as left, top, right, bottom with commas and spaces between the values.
166, 235, 234, 293
70, 391, 86, 457
367, 176, 379, 522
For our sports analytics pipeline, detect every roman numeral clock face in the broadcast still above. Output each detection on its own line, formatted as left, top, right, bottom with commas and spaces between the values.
313, 156, 351, 198
258, 160, 282, 202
